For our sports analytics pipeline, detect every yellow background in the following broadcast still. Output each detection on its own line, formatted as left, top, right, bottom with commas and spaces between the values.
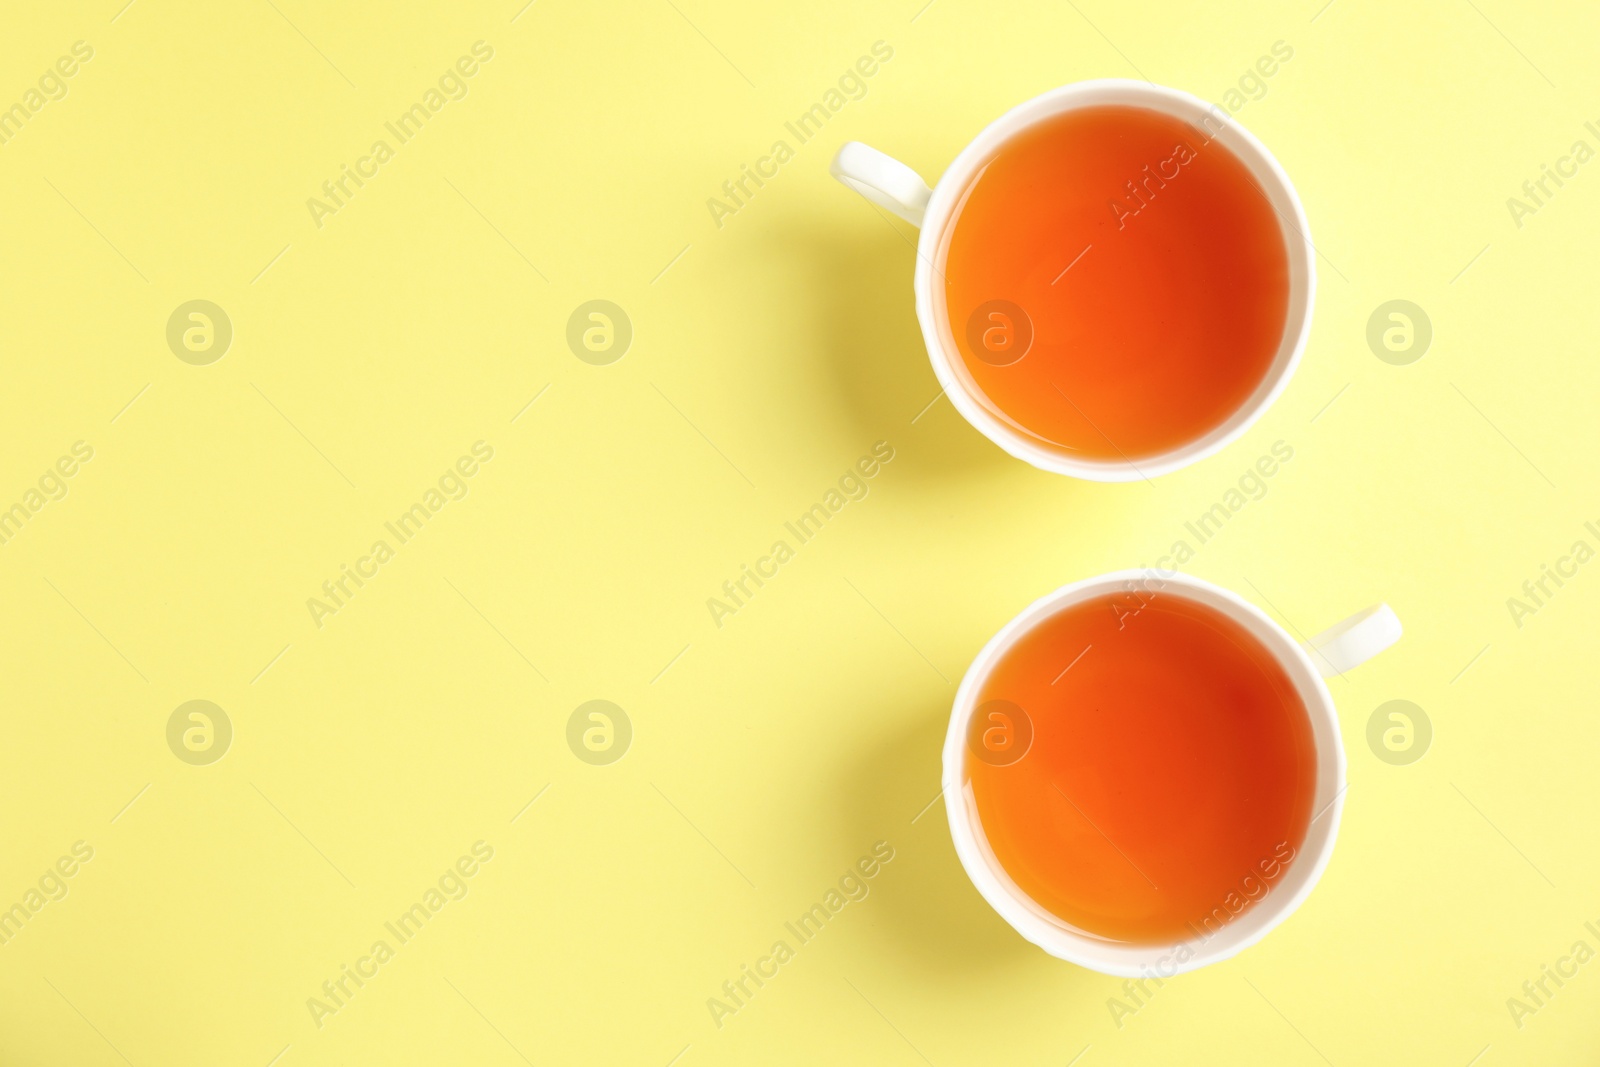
1, 0, 1596, 1063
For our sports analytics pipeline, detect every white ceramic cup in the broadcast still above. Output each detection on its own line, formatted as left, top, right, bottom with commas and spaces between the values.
831, 80, 1315, 482
942, 570, 1401, 976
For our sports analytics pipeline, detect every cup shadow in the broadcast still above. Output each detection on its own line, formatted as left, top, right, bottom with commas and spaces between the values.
828, 697, 1100, 999
773, 210, 1027, 490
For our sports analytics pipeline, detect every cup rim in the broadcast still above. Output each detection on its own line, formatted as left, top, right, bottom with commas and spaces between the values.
941, 570, 1347, 976
912, 79, 1317, 482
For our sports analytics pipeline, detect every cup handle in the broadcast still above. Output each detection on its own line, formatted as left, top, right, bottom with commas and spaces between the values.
830, 142, 933, 228
1302, 604, 1402, 678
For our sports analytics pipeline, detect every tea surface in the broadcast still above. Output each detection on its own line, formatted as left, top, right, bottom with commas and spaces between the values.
964, 590, 1316, 944
940, 105, 1292, 461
